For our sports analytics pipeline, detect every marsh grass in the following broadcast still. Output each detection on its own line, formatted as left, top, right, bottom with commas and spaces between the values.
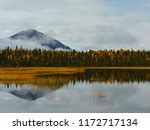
0, 67, 150, 88
0, 67, 85, 88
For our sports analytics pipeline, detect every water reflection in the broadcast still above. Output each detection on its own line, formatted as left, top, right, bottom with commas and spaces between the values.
0, 69, 150, 112
9, 88, 45, 101
1, 69, 150, 89
35, 69, 150, 87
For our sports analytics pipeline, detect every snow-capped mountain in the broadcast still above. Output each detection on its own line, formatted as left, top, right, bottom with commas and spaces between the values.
0, 29, 71, 50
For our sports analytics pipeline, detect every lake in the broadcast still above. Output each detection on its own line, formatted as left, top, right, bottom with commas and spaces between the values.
0, 69, 150, 113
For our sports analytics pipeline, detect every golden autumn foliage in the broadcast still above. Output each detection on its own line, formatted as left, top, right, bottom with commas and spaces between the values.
0, 47, 150, 67
0, 67, 149, 88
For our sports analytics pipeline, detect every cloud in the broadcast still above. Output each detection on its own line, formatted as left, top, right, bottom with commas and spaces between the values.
0, 39, 48, 50
0, 0, 149, 50
42, 25, 138, 50
129, 23, 150, 50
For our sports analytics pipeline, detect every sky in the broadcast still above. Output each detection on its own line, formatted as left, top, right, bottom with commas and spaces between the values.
0, 0, 150, 50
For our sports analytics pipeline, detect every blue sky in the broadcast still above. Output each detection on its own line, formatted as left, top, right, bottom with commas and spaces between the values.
0, 0, 149, 50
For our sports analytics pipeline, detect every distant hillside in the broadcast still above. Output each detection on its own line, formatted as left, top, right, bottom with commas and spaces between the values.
0, 29, 71, 50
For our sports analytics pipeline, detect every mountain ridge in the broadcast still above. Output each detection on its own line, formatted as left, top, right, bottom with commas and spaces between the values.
0, 29, 71, 50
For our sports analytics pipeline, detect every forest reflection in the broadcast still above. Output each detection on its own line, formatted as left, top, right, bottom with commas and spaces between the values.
72, 69, 150, 83
3, 69, 149, 89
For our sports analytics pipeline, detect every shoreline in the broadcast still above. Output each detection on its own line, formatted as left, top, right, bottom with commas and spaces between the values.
0, 66, 149, 86
0, 66, 150, 70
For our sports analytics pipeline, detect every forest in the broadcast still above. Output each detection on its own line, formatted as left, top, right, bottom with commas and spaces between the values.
0, 47, 150, 67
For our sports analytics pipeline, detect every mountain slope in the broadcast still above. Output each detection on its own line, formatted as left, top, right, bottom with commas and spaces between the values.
1, 29, 71, 50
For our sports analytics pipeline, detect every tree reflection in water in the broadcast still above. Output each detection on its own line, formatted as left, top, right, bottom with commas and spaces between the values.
3, 69, 150, 89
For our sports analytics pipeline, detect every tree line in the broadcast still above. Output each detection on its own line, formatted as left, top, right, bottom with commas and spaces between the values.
0, 47, 149, 67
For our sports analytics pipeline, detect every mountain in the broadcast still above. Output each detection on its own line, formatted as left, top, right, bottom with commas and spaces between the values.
9, 89, 44, 101
0, 29, 71, 50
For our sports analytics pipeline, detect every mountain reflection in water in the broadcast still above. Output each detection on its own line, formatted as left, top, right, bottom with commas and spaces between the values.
9, 89, 44, 101
0, 69, 149, 101
0, 69, 150, 112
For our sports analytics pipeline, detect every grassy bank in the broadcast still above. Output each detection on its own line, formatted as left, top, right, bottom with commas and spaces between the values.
0, 67, 85, 81
0, 67, 150, 81
0, 67, 150, 78
0, 67, 85, 88
0, 67, 149, 87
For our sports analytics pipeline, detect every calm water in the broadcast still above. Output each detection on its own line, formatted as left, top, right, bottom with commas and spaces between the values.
0, 69, 150, 113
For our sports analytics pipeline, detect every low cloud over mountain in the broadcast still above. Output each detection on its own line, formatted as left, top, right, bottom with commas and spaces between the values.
0, 29, 71, 50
